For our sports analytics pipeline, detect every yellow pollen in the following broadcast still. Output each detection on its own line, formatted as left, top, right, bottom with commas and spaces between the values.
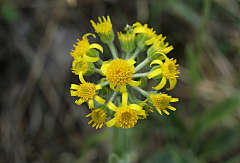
70, 37, 90, 58
152, 94, 171, 111
72, 59, 88, 75
115, 107, 138, 129
106, 58, 132, 86
162, 58, 180, 79
78, 83, 96, 101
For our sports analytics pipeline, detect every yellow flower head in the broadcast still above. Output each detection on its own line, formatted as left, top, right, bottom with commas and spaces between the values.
100, 58, 141, 92
86, 108, 107, 129
118, 25, 147, 52
152, 34, 174, 57
106, 92, 146, 129
150, 93, 178, 115
70, 33, 103, 62
70, 71, 106, 109
90, 16, 112, 34
90, 16, 114, 43
133, 22, 157, 46
71, 58, 92, 75
148, 58, 180, 90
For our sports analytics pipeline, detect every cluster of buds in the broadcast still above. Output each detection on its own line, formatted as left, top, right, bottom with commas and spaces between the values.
70, 16, 180, 129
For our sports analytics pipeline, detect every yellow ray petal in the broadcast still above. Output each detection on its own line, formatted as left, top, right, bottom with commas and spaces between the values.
147, 69, 162, 79
110, 84, 120, 92
88, 99, 94, 109
133, 22, 142, 27
107, 101, 118, 112
95, 85, 102, 90
88, 120, 93, 124
163, 110, 170, 115
70, 84, 79, 90
153, 77, 167, 90
166, 79, 176, 91
122, 92, 128, 107
157, 109, 162, 115
152, 52, 168, 60
90, 20, 97, 28
94, 95, 105, 104
128, 80, 141, 87
173, 78, 177, 86
114, 123, 121, 128
130, 65, 136, 73
75, 98, 85, 105
106, 118, 116, 128
100, 62, 110, 75
167, 106, 176, 111
137, 110, 146, 116
170, 98, 179, 102
89, 43, 103, 53
133, 26, 146, 34
127, 58, 136, 66
96, 124, 99, 129
84, 33, 96, 38
120, 85, 127, 92
150, 60, 163, 67
107, 15, 111, 23
70, 90, 78, 96
79, 71, 86, 84
129, 104, 142, 112
158, 55, 165, 61
145, 36, 156, 45
83, 53, 99, 62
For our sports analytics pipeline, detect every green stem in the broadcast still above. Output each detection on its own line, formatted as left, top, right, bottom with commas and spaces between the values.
100, 81, 109, 87
131, 47, 142, 60
132, 72, 150, 78
121, 51, 126, 59
135, 57, 151, 72
97, 58, 104, 65
107, 42, 118, 60
94, 68, 101, 73
125, 51, 131, 60
132, 86, 149, 98
128, 88, 137, 101
109, 91, 118, 103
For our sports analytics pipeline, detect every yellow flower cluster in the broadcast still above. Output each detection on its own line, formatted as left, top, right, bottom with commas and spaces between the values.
69, 16, 180, 129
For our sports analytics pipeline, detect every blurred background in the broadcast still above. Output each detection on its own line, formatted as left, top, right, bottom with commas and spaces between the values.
1, 0, 240, 162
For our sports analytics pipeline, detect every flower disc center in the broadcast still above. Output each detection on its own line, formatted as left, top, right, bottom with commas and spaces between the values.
106, 58, 132, 86
153, 95, 170, 111
78, 83, 96, 100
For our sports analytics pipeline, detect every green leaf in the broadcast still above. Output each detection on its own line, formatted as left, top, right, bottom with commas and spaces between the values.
194, 94, 240, 135
199, 129, 239, 162
185, 43, 201, 82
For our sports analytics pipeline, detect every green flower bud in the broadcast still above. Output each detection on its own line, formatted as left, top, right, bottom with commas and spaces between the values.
118, 31, 135, 52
